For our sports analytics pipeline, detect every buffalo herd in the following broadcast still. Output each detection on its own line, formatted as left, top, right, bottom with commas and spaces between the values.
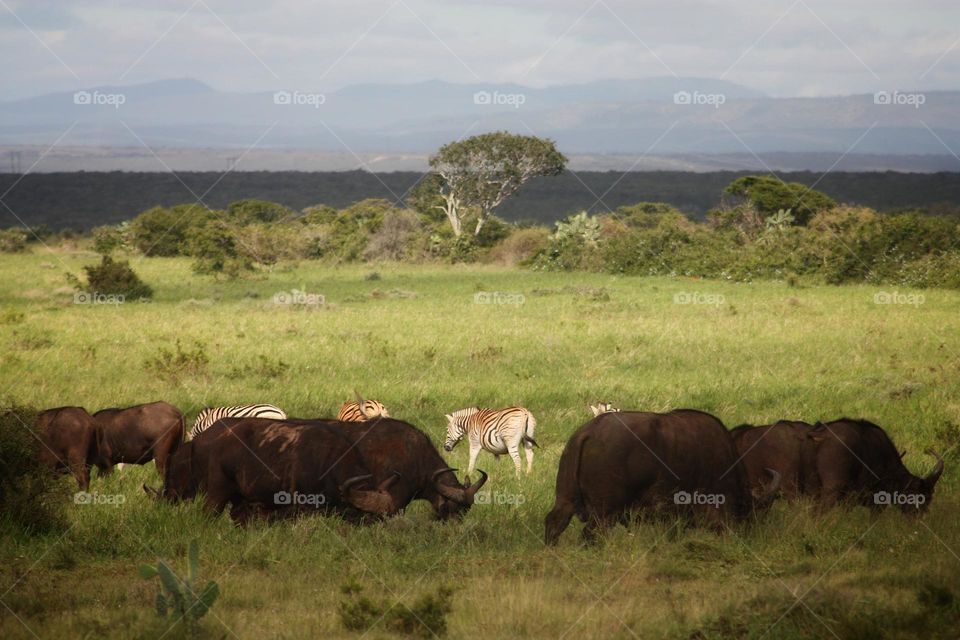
34, 402, 945, 544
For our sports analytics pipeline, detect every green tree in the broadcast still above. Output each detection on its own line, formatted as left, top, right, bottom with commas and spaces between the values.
429, 132, 567, 237
724, 175, 835, 225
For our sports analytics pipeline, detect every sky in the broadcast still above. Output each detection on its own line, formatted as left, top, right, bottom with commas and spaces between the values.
1, 0, 959, 100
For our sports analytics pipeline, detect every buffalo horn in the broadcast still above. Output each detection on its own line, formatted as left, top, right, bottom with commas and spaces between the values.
378, 470, 401, 491
925, 448, 945, 485
341, 474, 374, 493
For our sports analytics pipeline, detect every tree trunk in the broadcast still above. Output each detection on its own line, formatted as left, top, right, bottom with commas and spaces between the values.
474, 214, 487, 237
437, 192, 462, 237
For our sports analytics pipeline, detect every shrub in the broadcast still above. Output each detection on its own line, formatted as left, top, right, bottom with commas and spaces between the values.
0, 228, 28, 253
0, 402, 69, 533
188, 219, 249, 277
91, 223, 128, 255
144, 340, 209, 381
233, 223, 309, 268
485, 227, 550, 265
130, 206, 186, 256
225, 198, 295, 224
363, 209, 425, 261
77, 255, 153, 300
339, 582, 455, 637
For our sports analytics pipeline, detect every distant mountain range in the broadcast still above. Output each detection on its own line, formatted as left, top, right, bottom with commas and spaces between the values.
1, 77, 959, 170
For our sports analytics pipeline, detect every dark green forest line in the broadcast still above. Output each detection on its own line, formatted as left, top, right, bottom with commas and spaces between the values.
3, 170, 960, 231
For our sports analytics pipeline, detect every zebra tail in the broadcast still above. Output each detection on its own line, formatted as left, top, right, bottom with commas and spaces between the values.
522, 411, 539, 447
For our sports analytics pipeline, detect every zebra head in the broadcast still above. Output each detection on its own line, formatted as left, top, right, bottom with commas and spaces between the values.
443, 414, 467, 452
590, 402, 619, 416
361, 399, 389, 419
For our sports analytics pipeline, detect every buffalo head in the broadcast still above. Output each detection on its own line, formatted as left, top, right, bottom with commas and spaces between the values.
899, 449, 944, 514
340, 471, 401, 517
431, 467, 487, 519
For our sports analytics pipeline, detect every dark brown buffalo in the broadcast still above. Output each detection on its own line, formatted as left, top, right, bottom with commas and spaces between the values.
145, 418, 399, 524
35, 406, 101, 490
808, 418, 944, 512
731, 420, 817, 499
328, 417, 487, 520
545, 410, 779, 545
93, 401, 183, 476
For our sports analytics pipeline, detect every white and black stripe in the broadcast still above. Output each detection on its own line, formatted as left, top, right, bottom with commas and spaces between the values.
337, 399, 389, 422
444, 407, 537, 477
190, 404, 287, 439
590, 402, 619, 417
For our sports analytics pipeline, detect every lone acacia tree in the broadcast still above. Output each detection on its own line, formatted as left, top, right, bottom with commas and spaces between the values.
428, 132, 567, 237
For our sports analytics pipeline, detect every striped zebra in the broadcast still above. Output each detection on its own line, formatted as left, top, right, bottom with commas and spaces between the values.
443, 407, 537, 478
337, 399, 389, 422
189, 404, 287, 439
590, 402, 619, 417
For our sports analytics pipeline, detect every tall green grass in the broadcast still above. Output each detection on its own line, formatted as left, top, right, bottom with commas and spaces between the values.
1, 250, 958, 638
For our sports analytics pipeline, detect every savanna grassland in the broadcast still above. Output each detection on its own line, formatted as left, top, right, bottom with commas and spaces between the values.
2, 248, 960, 639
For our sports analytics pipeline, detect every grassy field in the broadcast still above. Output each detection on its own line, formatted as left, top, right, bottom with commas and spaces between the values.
2, 248, 960, 639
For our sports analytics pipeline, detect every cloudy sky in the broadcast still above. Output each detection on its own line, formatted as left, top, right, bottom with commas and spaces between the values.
1, 0, 958, 100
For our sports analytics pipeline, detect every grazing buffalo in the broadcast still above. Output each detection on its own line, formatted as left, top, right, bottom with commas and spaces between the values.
145, 418, 399, 524
545, 410, 779, 545
731, 420, 817, 499
808, 418, 944, 512
331, 417, 488, 520
93, 401, 183, 476
35, 406, 100, 490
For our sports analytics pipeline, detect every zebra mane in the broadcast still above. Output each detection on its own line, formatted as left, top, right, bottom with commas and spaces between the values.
449, 407, 480, 419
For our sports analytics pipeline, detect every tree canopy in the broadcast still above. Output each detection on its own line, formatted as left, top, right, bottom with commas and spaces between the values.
428, 132, 567, 236
724, 175, 835, 225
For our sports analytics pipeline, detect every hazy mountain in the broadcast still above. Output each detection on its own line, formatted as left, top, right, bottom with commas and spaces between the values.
0, 77, 958, 163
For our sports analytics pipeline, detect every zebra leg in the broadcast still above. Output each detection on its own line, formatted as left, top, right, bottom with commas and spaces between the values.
507, 445, 522, 478
523, 440, 534, 474
466, 444, 481, 482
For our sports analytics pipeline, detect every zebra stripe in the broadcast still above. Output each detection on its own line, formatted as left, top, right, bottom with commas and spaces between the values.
337, 400, 389, 422
590, 402, 619, 416
443, 407, 537, 477
189, 404, 287, 439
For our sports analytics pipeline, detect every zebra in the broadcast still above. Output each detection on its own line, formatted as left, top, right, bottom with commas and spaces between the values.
443, 407, 537, 478
189, 404, 287, 439
590, 402, 619, 417
337, 398, 389, 422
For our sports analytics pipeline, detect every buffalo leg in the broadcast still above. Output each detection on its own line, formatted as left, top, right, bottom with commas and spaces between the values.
74, 464, 90, 491
581, 512, 616, 545
544, 502, 575, 546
